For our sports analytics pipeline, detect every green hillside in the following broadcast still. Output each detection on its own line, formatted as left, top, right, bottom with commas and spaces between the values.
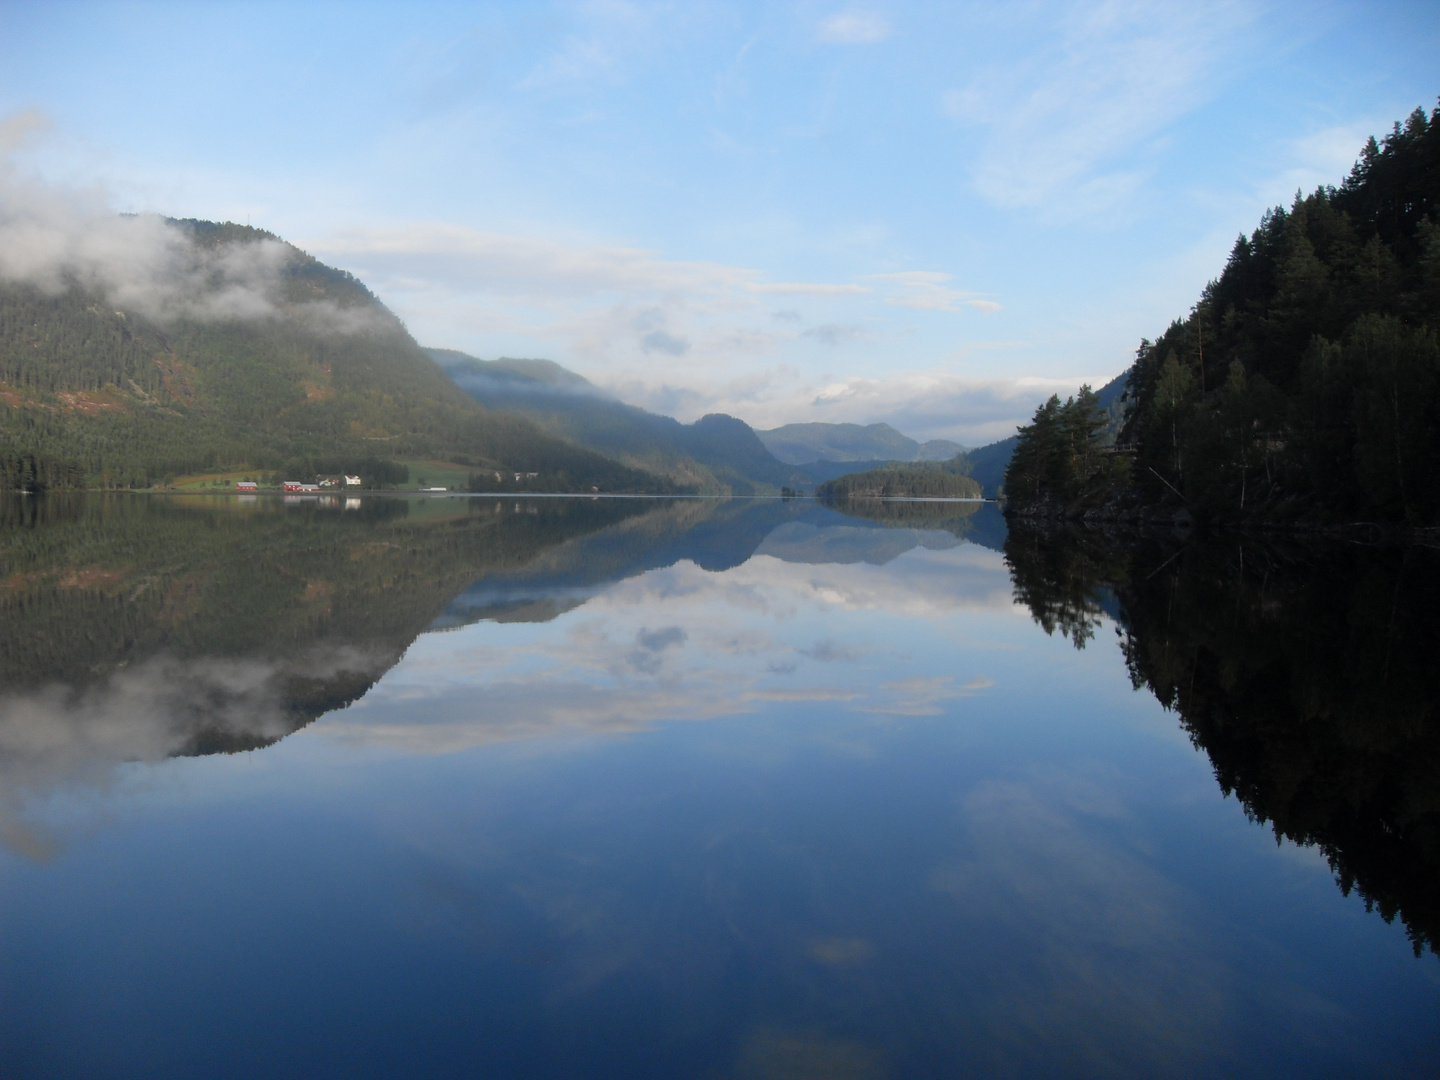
0, 221, 671, 493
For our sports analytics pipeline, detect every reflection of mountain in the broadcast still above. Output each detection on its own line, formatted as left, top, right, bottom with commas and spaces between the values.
1, 494, 1004, 798
756, 522, 962, 565
0, 494, 657, 777
432, 499, 1008, 628
1004, 523, 1440, 957
810, 496, 1008, 553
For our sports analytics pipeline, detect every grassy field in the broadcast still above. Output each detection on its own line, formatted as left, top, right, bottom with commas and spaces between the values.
401, 460, 474, 491
169, 470, 265, 491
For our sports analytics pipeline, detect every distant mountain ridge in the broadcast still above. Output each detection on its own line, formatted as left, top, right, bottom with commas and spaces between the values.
432, 349, 985, 493
432, 348, 812, 495
757, 422, 964, 465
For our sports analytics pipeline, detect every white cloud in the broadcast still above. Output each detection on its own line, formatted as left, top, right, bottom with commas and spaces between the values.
818, 12, 892, 44
744, 281, 872, 295
0, 117, 388, 332
301, 222, 1104, 441
868, 271, 1001, 313
317, 223, 753, 301
871, 273, 998, 309
800, 368, 1102, 445
803, 323, 870, 346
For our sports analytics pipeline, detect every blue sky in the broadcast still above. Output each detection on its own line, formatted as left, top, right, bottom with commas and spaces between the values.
1, 1, 1437, 442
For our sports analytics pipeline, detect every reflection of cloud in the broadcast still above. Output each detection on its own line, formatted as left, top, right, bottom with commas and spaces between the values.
0, 646, 394, 857
320, 541, 1022, 754
929, 771, 1233, 1073
734, 1026, 886, 1080
636, 626, 687, 652
800, 640, 861, 663
808, 936, 876, 966
742, 689, 861, 703
858, 675, 989, 716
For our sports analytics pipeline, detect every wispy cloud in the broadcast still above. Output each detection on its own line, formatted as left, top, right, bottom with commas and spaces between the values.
319, 223, 752, 300
745, 281, 871, 296
870, 271, 1000, 313
818, 12, 892, 44
944, 1, 1253, 218
803, 323, 869, 346
803, 369, 1100, 445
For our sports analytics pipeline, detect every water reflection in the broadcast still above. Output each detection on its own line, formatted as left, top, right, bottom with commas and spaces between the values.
2, 495, 1438, 1077
1005, 521, 1440, 957
0, 494, 1006, 838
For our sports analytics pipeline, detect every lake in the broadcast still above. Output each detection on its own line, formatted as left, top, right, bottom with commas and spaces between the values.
1, 493, 1436, 1078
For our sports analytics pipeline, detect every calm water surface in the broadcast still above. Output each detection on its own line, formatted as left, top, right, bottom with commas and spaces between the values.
0, 494, 1436, 1078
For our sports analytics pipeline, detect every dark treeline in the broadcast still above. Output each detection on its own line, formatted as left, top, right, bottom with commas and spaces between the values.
1003, 386, 1131, 510
815, 460, 982, 501
1004, 522, 1440, 957
1007, 102, 1440, 526
815, 492, 989, 542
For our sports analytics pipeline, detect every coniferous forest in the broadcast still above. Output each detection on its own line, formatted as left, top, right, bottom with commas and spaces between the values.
1006, 102, 1440, 527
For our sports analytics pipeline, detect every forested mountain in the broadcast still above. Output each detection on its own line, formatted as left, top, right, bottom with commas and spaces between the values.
0, 221, 670, 493
1006, 102, 1440, 525
432, 348, 812, 494
756, 422, 963, 465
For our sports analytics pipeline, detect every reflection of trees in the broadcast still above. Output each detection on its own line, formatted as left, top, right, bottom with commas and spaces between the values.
1002, 525, 1130, 648
1005, 522, 1440, 956
820, 496, 983, 539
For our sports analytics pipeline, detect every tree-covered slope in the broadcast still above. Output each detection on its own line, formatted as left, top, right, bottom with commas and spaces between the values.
1116, 103, 1440, 525
0, 221, 670, 493
815, 460, 981, 501
963, 370, 1127, 499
